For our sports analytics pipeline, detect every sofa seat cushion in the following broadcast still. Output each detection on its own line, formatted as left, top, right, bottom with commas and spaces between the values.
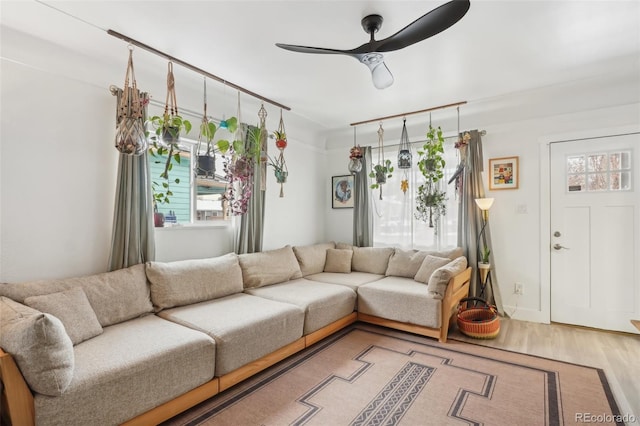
34, 315, 216, 426
244, 279, 356, 335
357, 277, 442, 328
158, 293, 304, 376
293, 242, 335, 276
0, 264, 153, 327
304, 272, 384, 291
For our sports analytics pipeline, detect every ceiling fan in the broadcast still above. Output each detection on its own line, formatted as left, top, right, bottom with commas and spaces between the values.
276, 0, 470, 89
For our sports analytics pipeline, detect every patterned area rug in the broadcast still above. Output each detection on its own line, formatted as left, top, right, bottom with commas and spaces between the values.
163, 324, 621, 426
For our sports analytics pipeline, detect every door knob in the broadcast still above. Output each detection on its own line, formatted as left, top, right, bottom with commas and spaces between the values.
553, 243, 570, 250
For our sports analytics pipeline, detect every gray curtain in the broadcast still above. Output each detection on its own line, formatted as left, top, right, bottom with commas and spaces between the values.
353, 146, 373, 247
235, 124, 265, 254
457, 130, 504, 314
108, 89, 155, 271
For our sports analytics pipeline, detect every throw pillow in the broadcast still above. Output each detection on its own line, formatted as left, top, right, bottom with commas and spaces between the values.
146, 253, 243, 309
239, 245, 303, 289
427, 256, 469, 299
24, 287, 103, 345
0, 297, 74, 396
324, 249, 353, 273
414, 255, 451, 284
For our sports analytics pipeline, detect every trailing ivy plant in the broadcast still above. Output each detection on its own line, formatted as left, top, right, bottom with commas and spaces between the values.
415, 124, 447, 229
147, 114, 192, 205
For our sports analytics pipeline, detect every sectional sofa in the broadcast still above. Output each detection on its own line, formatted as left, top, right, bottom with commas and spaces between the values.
0, 242, 470, 426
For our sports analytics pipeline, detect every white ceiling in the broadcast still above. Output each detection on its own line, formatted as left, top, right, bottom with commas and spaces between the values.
2, 0, 639, 136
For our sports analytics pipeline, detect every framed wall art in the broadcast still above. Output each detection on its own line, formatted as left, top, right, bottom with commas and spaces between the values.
332, 175, 354, 208
489, 156, 519, 190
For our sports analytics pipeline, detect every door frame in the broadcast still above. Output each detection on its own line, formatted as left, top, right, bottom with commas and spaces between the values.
539, 124, 640, 324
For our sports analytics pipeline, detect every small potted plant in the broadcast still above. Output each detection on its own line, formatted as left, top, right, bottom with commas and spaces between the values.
274, 130, 287, 150
478, 246, 491, 284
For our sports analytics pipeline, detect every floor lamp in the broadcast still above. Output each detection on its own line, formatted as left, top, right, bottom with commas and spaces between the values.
475, 198, 494, 300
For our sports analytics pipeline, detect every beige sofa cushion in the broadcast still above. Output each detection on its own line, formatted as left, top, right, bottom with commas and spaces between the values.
146, 253, 243, 309
414, 255, 451, 284
34, 315, 216, 426
239, 245, 303, 288
358, 277, 442, 328
0, 297, 74, 396
324, 248, 353, 273
352, 247, 394, 275
427, 256, 468, 299
0, 264, 153, 327
245, 278, 357, 334
293, 242, 335, 276
385, 247, 465, 278
158, 293, 304, 376
385, 249, 429, 278
24, 287, 103, 345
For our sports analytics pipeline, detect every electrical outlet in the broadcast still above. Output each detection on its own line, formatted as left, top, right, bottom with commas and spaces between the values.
514, 283, 524, 295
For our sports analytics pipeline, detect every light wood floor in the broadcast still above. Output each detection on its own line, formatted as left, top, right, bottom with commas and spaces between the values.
449, 318, 640, 421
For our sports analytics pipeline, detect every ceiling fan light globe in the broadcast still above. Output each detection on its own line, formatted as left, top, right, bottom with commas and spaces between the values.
370, 62, 394, 89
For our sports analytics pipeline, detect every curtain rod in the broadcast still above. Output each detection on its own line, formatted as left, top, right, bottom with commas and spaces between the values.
350, 101, 467, 127
107, 29, 291, 112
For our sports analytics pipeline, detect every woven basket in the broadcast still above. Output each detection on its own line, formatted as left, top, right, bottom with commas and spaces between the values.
457, 297, 500, 339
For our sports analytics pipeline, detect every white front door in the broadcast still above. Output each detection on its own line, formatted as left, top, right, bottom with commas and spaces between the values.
550, 133, 640, 334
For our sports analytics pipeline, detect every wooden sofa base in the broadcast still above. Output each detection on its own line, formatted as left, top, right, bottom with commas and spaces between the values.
1, 269, 469, 426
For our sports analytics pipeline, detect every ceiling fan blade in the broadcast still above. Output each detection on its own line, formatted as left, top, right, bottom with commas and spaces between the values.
275, 43, 350, 55
376, 0, 470, 52
358, 53, 394, 89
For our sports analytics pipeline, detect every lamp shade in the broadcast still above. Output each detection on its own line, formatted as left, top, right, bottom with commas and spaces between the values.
475, 198, 495, 211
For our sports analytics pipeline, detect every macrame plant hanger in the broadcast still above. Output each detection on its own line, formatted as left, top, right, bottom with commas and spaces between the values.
258, 104, 268, 192
114, 45, 147, 155
273, 110, 289, 197
371, 122, 392, 201
196, 78, 216, 179
397, 117, 412, 194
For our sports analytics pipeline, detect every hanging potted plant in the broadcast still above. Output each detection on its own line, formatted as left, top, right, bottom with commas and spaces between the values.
147, 62, 192, 210
415, 124, 447, 229
196, 115, 237, 178
369, 123, 393, 200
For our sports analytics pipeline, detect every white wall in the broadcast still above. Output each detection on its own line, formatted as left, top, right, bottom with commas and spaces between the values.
0, 26, 328, 281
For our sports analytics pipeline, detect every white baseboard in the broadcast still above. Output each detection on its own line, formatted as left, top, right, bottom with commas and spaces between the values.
503, 305, 550, 324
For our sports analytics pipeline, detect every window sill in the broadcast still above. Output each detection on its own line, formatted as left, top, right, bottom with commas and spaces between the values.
154, 221, 230, 231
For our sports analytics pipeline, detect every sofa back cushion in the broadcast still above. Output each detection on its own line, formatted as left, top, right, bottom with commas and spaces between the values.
146, 253, 243, 309
352, 247, 394, 275
0, 297, 74, 396
24, 287, 103, 345
0, 264, 153, 327
427, 256, 469, 299
323, 248, 353, 273
239, 245, 303, 289
293, 242, 335, 276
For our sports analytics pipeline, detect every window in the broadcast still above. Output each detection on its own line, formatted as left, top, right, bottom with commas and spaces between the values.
372, 137, 460, 250
567, 150, 632, 192
149, 137, 230, 225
